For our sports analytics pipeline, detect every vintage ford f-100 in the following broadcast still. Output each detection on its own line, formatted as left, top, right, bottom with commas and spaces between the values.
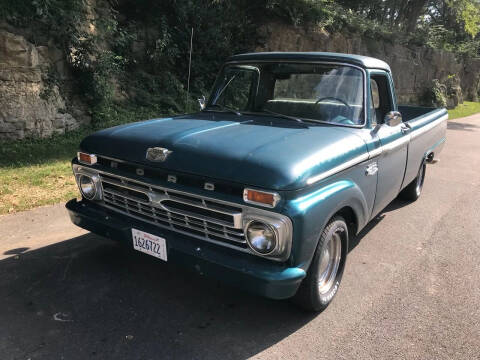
67, 52, 447, 311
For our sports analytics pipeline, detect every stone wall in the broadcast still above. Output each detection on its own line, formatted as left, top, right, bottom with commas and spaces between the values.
0, 30, 90, 140
258, 23, 480, 107
1, 21, 479, 141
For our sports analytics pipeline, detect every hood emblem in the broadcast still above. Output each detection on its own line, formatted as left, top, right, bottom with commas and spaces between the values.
146, 147, 172, 162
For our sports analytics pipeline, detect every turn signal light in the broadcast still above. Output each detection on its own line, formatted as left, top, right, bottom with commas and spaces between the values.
243, 188, 280, 208
77, 152, 97, 165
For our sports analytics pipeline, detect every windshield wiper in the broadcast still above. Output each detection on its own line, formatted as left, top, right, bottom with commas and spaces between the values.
261, 109, 303, 123
204, 104, 242, 116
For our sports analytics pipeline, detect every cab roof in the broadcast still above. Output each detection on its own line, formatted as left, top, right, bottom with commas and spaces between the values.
227, 52, 391, 72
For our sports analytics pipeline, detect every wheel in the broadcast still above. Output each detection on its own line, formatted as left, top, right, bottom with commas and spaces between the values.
399, 161, 426, 201
292, 216, 349, 312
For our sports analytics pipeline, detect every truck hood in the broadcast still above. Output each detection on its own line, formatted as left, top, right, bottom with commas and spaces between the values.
80, 112, 368, 190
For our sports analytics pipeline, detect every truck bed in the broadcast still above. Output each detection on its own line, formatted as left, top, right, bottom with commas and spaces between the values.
399, 105, 439, 122
398, 104, 448, 190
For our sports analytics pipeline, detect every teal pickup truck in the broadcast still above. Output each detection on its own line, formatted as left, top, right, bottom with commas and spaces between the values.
66, 52, 447, 312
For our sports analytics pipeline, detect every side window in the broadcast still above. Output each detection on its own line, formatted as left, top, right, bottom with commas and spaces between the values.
370, 73, 393, 124
371, 80, 380, 109
370, 79, 380, 125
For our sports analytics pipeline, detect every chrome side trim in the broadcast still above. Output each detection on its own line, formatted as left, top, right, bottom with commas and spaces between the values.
306, 113, 447, 185
410, 114, 448, 139
368, 147, 383, 158
306, 153, 370, 185
382, 134, 410, 153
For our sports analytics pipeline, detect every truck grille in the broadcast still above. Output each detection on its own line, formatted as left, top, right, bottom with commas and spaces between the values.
99, 173, 248, 248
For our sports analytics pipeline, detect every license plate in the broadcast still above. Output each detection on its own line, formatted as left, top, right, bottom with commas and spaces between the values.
132, 229, 167, 261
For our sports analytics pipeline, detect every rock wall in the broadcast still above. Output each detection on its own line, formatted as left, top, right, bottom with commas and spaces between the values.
258, 23, 480, 107
0, 30, 90, 140
1, 21, 479, 141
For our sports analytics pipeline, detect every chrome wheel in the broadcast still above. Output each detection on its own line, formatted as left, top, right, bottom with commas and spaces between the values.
317, 229, 342, 295
293, 216, 348, 312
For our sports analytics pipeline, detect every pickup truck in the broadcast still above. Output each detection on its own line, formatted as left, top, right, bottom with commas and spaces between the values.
66, 52, 447, 312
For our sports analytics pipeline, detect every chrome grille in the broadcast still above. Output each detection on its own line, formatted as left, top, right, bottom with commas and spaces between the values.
99, 173, 247, 248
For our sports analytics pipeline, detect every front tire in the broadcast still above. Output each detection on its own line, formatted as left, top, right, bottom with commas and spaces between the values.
400, 161, 426, 201
293, 216, 349, 312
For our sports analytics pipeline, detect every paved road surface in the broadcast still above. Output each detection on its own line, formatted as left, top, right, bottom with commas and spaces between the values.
1, 114, 479, 360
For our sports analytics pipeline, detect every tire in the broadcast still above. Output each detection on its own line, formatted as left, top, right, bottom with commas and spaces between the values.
292, 216, 349, 312
399, 161, 426, 201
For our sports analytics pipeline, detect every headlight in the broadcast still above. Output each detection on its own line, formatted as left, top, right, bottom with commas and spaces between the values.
246, 221, 277, 255
73, 164, 102, 201
79, 175, 96, 200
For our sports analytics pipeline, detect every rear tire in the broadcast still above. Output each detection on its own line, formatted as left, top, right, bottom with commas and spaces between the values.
292, 216, 349, 312
399, 162, 426, 201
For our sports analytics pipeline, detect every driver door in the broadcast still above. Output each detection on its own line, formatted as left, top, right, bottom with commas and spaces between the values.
371, 72, 411, 216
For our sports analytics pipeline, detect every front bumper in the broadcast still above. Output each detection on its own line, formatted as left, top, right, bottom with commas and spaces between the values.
65, 199, 305, 300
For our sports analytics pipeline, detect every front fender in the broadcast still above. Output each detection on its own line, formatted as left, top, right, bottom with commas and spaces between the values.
284, 179, 369, 270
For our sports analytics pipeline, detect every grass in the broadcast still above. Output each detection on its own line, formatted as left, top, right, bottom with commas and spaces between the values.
448, 101, 480, 120
0, 161, 79, 214
0, 129, 89, 215
0, 105, 164, 215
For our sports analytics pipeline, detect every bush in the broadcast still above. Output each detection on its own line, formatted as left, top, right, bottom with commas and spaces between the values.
422, 79, 448, 108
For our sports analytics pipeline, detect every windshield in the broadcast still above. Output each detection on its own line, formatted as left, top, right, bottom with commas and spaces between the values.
208, 62, 365, 126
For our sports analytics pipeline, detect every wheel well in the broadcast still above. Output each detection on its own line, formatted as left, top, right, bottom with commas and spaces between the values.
335, 206, 358, 236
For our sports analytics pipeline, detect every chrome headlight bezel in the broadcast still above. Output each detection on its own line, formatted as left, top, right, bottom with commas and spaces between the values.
79, 175, 96, 199
242, 211, 292, 261
73, 164, 102, 201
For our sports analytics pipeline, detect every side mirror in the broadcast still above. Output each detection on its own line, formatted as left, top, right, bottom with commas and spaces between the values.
384, 111, 403, 127
198, 95, 206, 110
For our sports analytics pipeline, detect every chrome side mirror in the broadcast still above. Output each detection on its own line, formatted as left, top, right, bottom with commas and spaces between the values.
198, 95, 206, 110
384, 111, 403, 127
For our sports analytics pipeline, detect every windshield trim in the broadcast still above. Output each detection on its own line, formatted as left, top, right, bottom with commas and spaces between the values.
214, 60, 368, 128
209, 64, 261, 108
239, 111, 364, 129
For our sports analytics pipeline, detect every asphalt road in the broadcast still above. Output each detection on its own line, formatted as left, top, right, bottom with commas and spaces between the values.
1, 114, 480, 360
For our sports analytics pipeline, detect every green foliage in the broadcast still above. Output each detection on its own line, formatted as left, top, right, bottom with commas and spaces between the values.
335, 0, 480, 57
447, 0, 480, 38
265, 0, 335, 27
0, 0, 88, 47
112, 0, 262, 113
423, 25, 457, 52
422, 79, 448, 107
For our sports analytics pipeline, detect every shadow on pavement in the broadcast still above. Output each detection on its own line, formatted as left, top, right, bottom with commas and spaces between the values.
0, 233, 316, 360
3, 247, 29, 255
447, 121, 479, 131
0, 196, 405, 359
349, 198, 409, 252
